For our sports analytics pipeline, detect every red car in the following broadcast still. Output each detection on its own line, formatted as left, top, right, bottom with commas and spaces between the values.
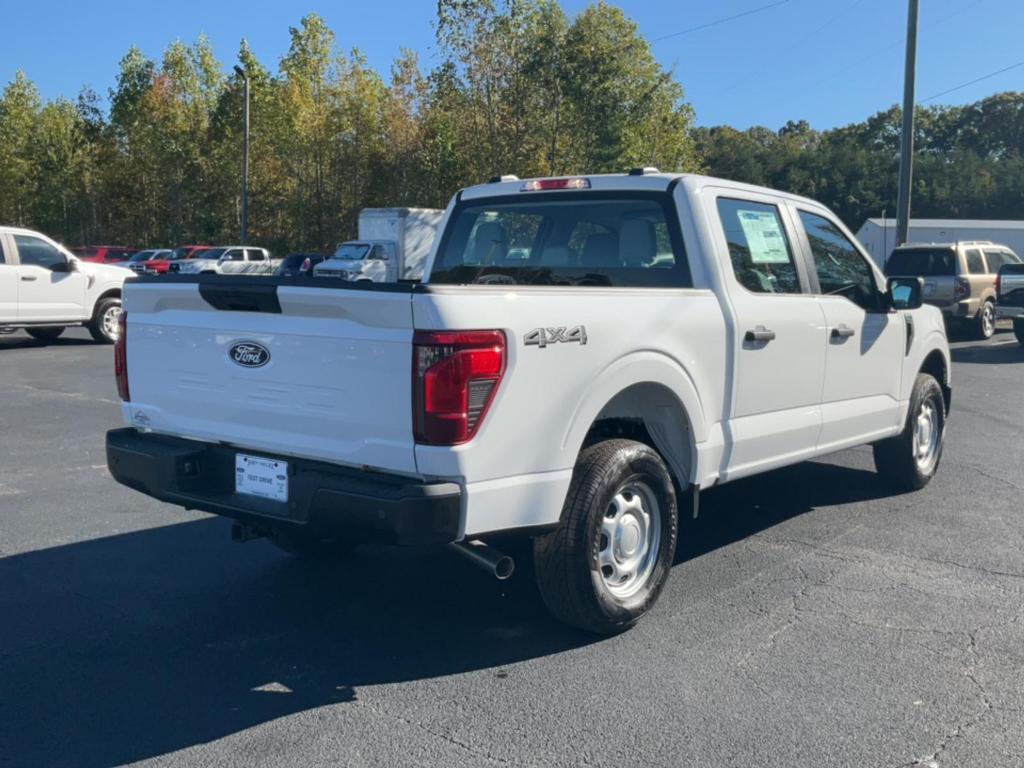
144, 245, 211, 275
70, 245, 137, 263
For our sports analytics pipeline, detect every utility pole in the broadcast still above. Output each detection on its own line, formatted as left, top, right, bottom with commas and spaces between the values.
234, 65, 250, 246
895, 0, 919, 247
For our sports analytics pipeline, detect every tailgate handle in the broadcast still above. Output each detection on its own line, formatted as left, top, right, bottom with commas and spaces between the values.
198, 282, 281, 313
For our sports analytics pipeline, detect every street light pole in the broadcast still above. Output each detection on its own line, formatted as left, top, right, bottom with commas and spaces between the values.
233, 65, 250, 246
895, 0, 919, 247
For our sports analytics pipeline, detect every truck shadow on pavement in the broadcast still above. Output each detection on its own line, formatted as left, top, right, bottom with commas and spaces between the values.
950, 339, 1024, 365
0, 461, 894, 767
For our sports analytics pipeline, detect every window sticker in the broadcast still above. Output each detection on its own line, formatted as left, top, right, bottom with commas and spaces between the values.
737, 210, 790, 264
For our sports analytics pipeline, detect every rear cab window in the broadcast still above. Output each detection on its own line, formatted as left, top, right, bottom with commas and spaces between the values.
429, 192, 690, 287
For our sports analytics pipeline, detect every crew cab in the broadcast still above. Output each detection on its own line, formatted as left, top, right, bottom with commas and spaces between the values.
105, 172, 951, 634
0, 227, 129, 343
169, 246, 278, 276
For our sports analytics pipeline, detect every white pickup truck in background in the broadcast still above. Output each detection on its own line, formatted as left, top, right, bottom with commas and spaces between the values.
106, 172, 951, 634
315, 207, 443, 283
1, 226, 129, 343
169, 246, 279, 276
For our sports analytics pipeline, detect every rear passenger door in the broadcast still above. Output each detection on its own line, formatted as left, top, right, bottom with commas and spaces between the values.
712, 194, 827, 480
792, 208, 903, 449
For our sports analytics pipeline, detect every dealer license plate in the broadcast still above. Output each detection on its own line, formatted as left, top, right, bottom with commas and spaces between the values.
235, 453, 289, 503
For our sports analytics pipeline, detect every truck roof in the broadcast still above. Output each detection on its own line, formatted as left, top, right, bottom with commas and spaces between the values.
459, 172, 830, 212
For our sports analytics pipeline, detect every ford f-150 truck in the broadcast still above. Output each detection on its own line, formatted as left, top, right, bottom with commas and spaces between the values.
106, 172, 951, 634
1, 226, 129, 343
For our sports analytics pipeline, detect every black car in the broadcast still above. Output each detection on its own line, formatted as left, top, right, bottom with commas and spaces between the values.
275, 253, 326, 277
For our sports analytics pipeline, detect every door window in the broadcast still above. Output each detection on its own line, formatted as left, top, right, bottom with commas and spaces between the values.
247, 249, 265, 262
985, 249, 1018, 272
716, 198, 801, 294
14, 235, 67, 269
223, 249, 245, 261
797, 211, 878, 310
0, 237, 6, 264
965, 249, 985, 274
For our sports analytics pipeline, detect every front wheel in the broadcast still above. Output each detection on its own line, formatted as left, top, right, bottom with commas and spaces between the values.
26, 326, 65, 342
873, 373, 945, 491
534, 439, 678, 635
88, 297, 122, 344
975, 300, 996, 339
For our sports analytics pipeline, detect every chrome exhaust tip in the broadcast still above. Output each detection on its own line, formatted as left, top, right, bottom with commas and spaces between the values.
449, 539, 515, 580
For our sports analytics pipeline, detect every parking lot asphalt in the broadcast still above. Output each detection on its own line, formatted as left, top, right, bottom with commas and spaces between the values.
1, 326, 1023, 768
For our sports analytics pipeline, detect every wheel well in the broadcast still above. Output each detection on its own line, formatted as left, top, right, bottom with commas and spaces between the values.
582, 383, 695, 491
920, 350, 951, 413
91, 289, 121, 319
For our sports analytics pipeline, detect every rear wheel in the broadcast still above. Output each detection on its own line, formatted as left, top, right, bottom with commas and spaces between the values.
975, 300, 996, 339
26, 326, 65, 342
1014, 319, 1024, 346
873, 373, 945, 491
88, 297, 122, 344
534, 439, 678, 635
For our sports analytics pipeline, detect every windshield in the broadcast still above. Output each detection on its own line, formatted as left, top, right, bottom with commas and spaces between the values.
334, 244, 370, 260
886, 248, 956, 276
429, 194, 688, 287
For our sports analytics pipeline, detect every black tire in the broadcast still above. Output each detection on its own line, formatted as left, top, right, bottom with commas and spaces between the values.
26, 326, 65, 342
1014, 319, 1024, 346
533, 439, 678, 635
974, 300, 996, 340
88, 297, 122, 344
269, 530, 357, 559
873, 373, 945, 491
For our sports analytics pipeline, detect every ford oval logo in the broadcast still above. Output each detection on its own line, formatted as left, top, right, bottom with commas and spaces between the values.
229, 341, 270, 368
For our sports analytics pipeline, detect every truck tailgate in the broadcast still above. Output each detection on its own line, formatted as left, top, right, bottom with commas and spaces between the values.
123, 279, 418, 475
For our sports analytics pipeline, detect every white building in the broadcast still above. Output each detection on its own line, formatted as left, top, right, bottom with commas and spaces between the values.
856, 218, 1024, 268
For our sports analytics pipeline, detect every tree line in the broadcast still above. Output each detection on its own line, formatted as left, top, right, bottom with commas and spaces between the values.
0, 1, 1021, 255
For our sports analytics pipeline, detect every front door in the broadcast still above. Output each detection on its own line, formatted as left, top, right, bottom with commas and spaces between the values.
792, 208, 903, 450
13, 234, 86, 321
712, 193, 827, 480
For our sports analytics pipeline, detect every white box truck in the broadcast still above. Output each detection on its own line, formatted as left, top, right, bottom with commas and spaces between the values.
315, 208, 444, 283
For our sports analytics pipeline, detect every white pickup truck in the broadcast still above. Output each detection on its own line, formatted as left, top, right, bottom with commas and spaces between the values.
1, 226, 129, 343
169, 246, 279, 276
106, 172, 951, 634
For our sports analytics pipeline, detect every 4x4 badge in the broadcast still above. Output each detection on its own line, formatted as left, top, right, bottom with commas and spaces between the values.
524, 326, 587, 349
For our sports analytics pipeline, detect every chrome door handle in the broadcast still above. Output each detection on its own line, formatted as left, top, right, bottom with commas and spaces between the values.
744, 327, 776, 343
830, 325, 855, 340
20, 275, 37, 281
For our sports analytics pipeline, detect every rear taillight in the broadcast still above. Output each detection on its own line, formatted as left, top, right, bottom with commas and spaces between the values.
955, 277, 970, 300
114, 312, 129, 401
300, 258, 312, 272
413, 330, 506, 445
996, 272, 1002, 296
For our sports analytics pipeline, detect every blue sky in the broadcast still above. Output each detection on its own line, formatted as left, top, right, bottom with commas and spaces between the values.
2, 0, 1022, 129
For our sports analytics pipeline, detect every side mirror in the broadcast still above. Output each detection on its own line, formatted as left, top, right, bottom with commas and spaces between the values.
887, 276, 923, 310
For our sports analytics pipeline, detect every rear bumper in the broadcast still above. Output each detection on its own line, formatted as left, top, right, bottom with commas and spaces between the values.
106, 428, 461, 545
934, 299, 979, 319
996, 304, 1024, 321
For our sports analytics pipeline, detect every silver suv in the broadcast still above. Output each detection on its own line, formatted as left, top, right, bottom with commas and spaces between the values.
885, 241, 1021, 339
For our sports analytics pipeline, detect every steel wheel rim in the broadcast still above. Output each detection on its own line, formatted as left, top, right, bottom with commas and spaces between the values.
912, 399, 940, 472
598, 480, 661, 599
983, 304, 994, 336
102, 305, 122, 340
